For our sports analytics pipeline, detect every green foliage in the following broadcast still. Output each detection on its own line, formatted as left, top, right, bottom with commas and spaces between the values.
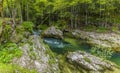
37, 24, 48, 30
0, 18, 2, 26
0, 63, 38, 73
112, 26, 119, 32
90, 46, 114, 59
2, 24, 11, 42
0, 43, 22, 63
22, 21, 34, 32
16, 25, 24, 34
2, 0, 120, 29
53, 20, 68, 30
96, 26, 109, 32
84, 25, 96, 31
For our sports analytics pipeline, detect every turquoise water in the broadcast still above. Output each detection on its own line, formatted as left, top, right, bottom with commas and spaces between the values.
110, 53, 120, 66
44, 38, 73, 54
44, 38, 91, 54
43, 38, 120, 66
44, 38, 90, 54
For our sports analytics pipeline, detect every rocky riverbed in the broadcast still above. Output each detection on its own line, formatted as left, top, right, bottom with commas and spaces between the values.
72, 30, 120, 52
67, 51, 120, 73
10, 26, 120, 73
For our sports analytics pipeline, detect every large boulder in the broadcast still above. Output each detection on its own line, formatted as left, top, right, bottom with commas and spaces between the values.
42, 26, 63, 39
72, 30, 120, 52
67, 51, 120, 73
12, 35, 60, 73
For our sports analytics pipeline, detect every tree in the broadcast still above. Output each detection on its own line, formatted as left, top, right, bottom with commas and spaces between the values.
0, 0, 4, 18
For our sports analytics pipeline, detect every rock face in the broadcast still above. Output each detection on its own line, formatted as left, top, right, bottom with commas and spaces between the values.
13, 35, 59, 73
42, 26, 63, 39
67, 51, 119, 72
72, 30, 120, 52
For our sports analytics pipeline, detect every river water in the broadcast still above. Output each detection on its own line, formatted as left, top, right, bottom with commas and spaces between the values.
32, 30, 120, 66
43, 38, 120, 66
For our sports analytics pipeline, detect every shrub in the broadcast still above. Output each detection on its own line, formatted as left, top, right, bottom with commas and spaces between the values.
2, 25, 11, 42
37, 24, 48, 30
0, 43, 22, 63
90, 46, 114, 59
84, 25, 96, 31
15, 25, 24, 34
112, 26, 118, 31
96, 26, 109, 32
22, 21, 34, 32
52, 20, 68, 30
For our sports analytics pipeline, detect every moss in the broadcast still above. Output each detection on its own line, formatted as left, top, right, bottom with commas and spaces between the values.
105, 68, 120, 73
58, 54, 82, 73
64, 37, 78, 47
44, 44, 56, 64
83, 57, 91, 63
0, 63, 38, 73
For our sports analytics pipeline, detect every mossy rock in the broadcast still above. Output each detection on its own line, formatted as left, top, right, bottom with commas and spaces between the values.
42, 26, 63, 39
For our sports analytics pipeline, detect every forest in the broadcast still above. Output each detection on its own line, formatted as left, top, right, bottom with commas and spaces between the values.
0, 0, 120, 73
1, 0, 120, 29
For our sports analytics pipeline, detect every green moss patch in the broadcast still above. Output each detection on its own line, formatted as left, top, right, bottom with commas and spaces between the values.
0, 63, 38, 73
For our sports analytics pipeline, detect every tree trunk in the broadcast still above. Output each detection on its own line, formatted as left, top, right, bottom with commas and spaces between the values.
26, 1, 29, 21
6, 0, 12, 18
0, 0, 4, 18
20, 0, 23, 23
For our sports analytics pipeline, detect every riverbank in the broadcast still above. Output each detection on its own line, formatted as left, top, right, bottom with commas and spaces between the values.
0, 24, 120, 73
